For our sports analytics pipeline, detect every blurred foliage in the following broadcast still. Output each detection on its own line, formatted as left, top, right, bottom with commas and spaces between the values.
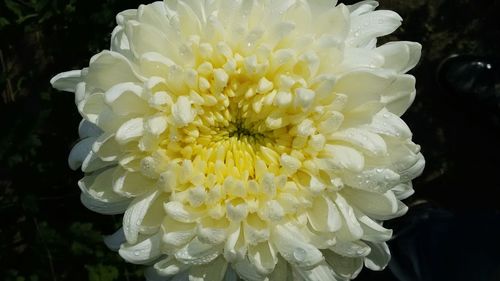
0, 0, 499, 280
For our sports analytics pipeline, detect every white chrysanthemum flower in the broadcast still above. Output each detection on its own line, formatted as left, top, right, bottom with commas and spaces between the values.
52, 0, 424, 280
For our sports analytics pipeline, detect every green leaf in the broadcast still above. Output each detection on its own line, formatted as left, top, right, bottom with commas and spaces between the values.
86, 264, 119, 281
5, 0, 24, 18
17, 13, 38, 24
0, 17, 10, 29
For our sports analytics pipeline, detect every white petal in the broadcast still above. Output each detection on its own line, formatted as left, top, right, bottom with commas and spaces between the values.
386, 140, 422, 174
341, 101, 384, 129
292, 261, 338, 281
248, 242, 278, 275
331, 128, 387, 156
164, 201, 202, 223
330, 240, 371, 258
119, 231, 162, 264
340, 48, 384, 71
364, 242, 391, 271
81, 148, 114, 173
75, 81, 87, 104
381, 75, 416, 116
320, 144, 365, 172
110, 25, 133, 58
85, 50, 143, 91
377, 41, 421, 73
342, 189, 398, 219
300, 223, 336, 249
226, 200, 249, 222
334, 70, 391, 111
398, 152, 425, 182
355, 210, 393, 242
124, 20, 181, 63
77, 92, 106, 124
113, 168, 156, 197
116, 8, 137, 26
81, 149, 113, 173
146, 115, 168, 135
153, 256, 190, 277
139, 194, 167, 236
123, 191, 159, 244
50, 70, 82, 92
324, 250, 363, 280
75, 81, 86, 105
115, 117, 144, 144
267, 256, 290, 281
272, 224, 324, 269
162, 216, 196, 249
333, 194, 363, 241
140, 52, 177, 77
224, 226, 247, 262
197, 217, 229, 245
365, 108, 412, 138
232, 258, 267, 281
68, 137, 96, 170
308, 196, 341, 232
348, 10, 402, 47
189, 256, 227, 281
343, 168, 400, 193
104, 82, 150, 116
92, 133, 121, 161
79, 119, 102, 138
104, 227, 125, 251
174, 237, 222, 265
172, 96, 195, 127
136, 3, 169, 29
78, 169, 131, 215
391, 182, 414, 200
348, 1, 379, 16
282, 2, 312, 39
313, 5, 349, 39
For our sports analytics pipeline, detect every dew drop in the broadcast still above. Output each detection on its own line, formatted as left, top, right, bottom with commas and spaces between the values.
376, 168, 383, 173
133, 250, 141, 256
293, 248, 307, 262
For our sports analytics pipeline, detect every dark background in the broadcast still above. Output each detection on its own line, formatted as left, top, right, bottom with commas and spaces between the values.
1, 0, 499, 280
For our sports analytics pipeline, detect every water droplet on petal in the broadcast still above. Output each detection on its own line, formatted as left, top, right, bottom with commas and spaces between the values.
293, 248, 307, 262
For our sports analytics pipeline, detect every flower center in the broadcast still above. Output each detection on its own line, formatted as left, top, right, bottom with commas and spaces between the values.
227, 120, 266, 141
152, 40, 334, 219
